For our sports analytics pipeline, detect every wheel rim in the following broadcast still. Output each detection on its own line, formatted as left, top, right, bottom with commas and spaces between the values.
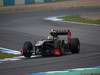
78, 44, 80, 49
78, 41, 80, 50
21, 48, 27, 55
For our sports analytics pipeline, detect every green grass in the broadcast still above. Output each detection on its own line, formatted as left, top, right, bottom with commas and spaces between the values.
0, 53, 16, 59
59, 15, 100, 24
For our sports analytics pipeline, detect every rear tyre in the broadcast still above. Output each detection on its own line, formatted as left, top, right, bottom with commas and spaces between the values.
70, 38, 80, 54
22, 41, 33, 58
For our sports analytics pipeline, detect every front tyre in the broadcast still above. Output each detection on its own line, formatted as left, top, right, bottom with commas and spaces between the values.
21, 41, 33, 58
70, 38, 80, 54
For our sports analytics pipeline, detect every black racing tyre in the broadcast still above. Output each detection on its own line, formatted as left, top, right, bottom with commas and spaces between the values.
22, 41, 33, 58
70, 38, 80, 54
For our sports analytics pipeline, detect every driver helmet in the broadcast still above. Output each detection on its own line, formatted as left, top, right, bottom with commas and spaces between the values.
47, 35, 53, 40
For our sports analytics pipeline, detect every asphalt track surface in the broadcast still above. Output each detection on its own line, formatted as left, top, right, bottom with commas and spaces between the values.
0, 7, 100, 75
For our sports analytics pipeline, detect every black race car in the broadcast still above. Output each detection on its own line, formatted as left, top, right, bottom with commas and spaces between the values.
21, 29, 80, 58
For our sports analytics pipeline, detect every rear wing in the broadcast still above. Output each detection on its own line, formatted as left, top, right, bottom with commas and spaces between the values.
50, 29, 71, 37
50, 29, 72, 45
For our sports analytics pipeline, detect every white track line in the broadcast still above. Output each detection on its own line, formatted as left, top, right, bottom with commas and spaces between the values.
0, 55, 41, 63
44, 16, 100, 26
0, 47, 42, 63
0, 47, 21, 55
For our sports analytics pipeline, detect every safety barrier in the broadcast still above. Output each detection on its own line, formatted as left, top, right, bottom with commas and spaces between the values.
0, 0, 56, 6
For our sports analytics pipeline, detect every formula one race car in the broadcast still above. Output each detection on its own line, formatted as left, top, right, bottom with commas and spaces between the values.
21, 29, 80, 58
